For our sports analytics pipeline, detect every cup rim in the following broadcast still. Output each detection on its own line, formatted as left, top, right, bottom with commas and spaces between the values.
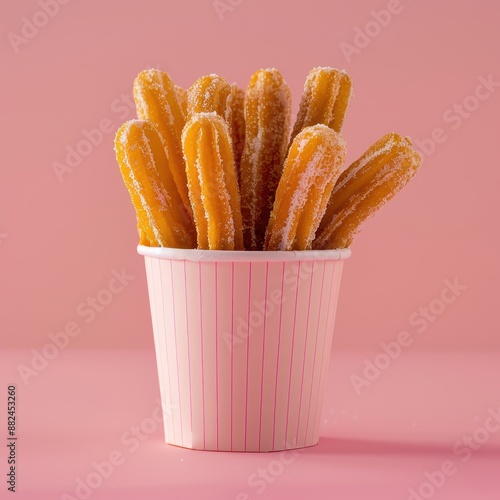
137, 245, 351, 262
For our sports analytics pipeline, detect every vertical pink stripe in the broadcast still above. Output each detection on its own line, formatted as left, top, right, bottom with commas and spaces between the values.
183, 261, 193, 437
244, 262, 252, 451
295, 261, 315, 446
230, 262, 234, 451
157, 261, 171, 426
170, 260, 183, 444
272, 262, 286, 449
304, 261, 326, 444
310, 263, 336, 439
258, 262, 269, 451
284, 262, 301, 446
312, 263, 341, 440
147, 259, 166, 441
150, 259, 166, 438
215, 262, 219, 450
158, 260, 175, 441
198, 262, 206, 449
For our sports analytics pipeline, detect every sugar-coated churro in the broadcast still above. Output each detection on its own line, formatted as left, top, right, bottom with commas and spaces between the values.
115, 120, 195, 248
314, 133, 422, 249
187, 74, 231, 118
290, 67, 353, 145
175, 84, 188, 115
133, 69, 191, 214
329, 70, 352, 133
182, 112, 244, 250
240, 68, 292, 250
116, 65, 421, 251
225, 83, 246, 174
265, 124, 347, 251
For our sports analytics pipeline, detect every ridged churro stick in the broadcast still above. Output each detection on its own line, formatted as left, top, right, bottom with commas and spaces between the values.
225, 84, 246, 174
115, 120, 196, 248
182, 113, 244, 250
329, 71, 352, 133
314, 133, 422, 249
187, 74, 231, 118
264, 124, 347, 251
175, 84, 188, 115
290, 67, 353, 144
240, 68, 292, 250
133, 69, 191, 214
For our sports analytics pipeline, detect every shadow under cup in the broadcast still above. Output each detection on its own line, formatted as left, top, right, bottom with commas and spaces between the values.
137, 246, 351, 452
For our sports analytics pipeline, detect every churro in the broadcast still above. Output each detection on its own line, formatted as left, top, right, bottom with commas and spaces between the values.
225, 84, 246, 174
182, 112, 244, 250
264, 124, 347, 251
290, 67, 353, 145
116, 65, 421, 252
329, 70, 352, 133
175, 84, 188, 115
115, 120, 195, 249
133, 69, 191, 214
240, 68, 292, 250
187, 74, 231, 118
314, 133, 422, 249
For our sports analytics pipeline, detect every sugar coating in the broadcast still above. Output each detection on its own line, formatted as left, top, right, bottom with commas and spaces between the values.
291, 67, 341, 141
187, 75, 231, 118
182, 113, 243, 250
266, 124, 347, 251
332, 133, 400, 193
240, 68, 292, 250
273, 149, 325, 250
132, 69, 191, 213
290, 67, 353, 143
117, 122, 164, 245
115, 120, 193, 248
225, 84, 246, 170
314, 144, 421, 249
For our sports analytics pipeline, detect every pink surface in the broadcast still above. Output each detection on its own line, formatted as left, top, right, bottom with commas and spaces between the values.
1, 349, 499, 499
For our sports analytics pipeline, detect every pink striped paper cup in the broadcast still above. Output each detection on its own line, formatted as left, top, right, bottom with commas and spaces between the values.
137, 246, 350, 452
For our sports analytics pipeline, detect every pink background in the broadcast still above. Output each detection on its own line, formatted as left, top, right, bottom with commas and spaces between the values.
1, 0, 499, 351
1, 0, 499, 499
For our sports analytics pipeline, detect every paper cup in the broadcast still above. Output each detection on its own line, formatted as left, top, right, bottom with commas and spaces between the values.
138, 246, 350, 452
